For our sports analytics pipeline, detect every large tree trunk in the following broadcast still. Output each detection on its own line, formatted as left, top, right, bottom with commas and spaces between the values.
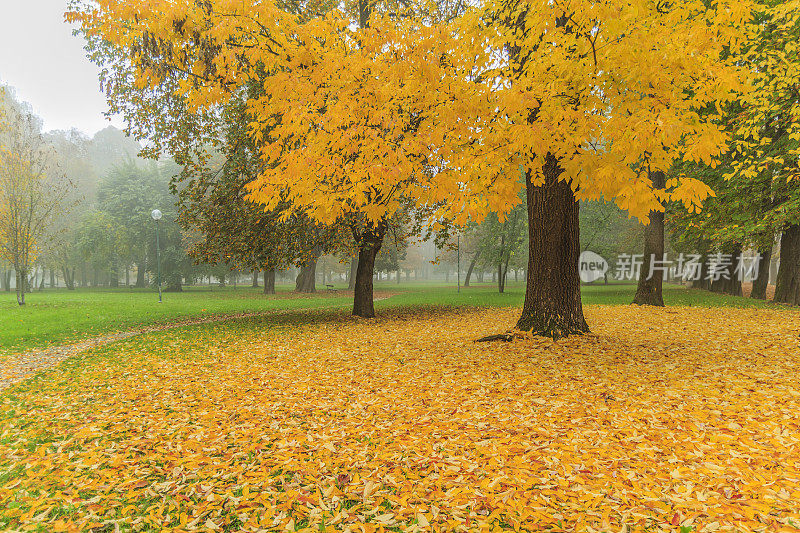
295, 255, 319, 293
774, 224, 800, 305
464, 251, 480, 287
516, 155, 589, 338
263, 268, 276, 294
252, 270, 260, 288
751, 246, 772, 300
633, 170, 666, 306
353, 222, 386, 318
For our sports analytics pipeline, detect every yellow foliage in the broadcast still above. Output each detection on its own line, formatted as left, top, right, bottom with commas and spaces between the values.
69, 0, 754, 225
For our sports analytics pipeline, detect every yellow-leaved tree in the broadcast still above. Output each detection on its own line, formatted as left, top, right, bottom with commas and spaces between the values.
71, 0, 751, 334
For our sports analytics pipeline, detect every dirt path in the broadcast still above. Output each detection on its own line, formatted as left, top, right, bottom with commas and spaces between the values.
0, 297, 390, 392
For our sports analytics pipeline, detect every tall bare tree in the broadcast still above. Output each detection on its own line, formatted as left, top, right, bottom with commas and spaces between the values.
0, 89, 70, 304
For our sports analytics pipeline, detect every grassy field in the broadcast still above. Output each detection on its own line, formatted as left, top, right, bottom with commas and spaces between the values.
0, 280, 782, 353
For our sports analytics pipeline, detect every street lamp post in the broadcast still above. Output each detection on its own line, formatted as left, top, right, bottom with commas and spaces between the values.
151, 209, 162, 303
457, 234, 461, 293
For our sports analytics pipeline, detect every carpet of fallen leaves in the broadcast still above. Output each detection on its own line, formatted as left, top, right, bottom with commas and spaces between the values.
1, 305, 800, 533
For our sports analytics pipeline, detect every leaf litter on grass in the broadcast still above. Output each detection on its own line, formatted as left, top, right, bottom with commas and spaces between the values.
1, 305, 799, 532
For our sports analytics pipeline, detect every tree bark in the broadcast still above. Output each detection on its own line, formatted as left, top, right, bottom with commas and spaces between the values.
49, 268, 56, 288
774, 224, 800, 305
1, 270, 9, 291
62, 267, 75, 290
710, 246, 743, 296
109, 264, 119, 288
263, 268, 276, 294
464, 251, 480, 287
727, 246, 743, 297
633, 170, 666, 306
516, 155, 589, 338
691, 254, 711, 290
295, 254, 319, 293
750, 246, 772, 300
353, 221, 386, 318
135, 256, 146, 288
16, 269, 26, 305
347, 258, 357, 290
252, 270, 260, 288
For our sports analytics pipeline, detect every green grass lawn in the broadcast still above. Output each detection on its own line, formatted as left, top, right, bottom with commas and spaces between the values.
0, 280, 783, 354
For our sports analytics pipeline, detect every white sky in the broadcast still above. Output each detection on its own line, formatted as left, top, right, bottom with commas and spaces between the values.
0, 0, 125, 136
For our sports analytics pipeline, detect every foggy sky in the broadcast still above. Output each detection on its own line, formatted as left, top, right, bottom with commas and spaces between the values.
0, 0, 125, 136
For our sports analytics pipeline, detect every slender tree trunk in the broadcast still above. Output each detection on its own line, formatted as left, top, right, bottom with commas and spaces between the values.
16, 269, 26, 305
396, 269, 401, 284
464, 251, 480, 287
709, 247, 743, 296
347, 258, 357, 290
750, 246, 772, 300
692, 255, 711, 290
726, 246, 744, 296
109, 263, 119, 288
516, 155, 589, 338
295, 255, 319, 293
62, 267, 75, 290
263, 268, 276, 294
252, 270, 260, 288
353, 222, 386, 318
497, 262, 505, 293
633, 170, 666, 306
135, 256, 146, 288
775, 224, 800, 305
39, 270, 45, 290
1, 270, 8, 291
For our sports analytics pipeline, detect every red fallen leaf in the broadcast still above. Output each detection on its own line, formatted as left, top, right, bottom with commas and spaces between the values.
336, 473, 351, 486
671, 513, 681, 526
